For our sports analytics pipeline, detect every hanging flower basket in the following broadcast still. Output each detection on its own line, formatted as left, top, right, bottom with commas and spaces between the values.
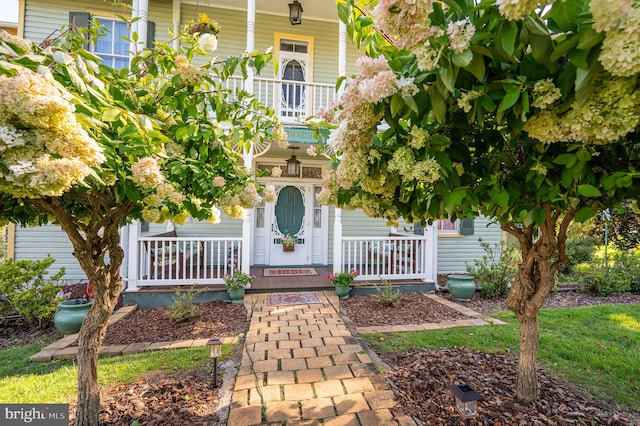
283, 244, 295, 252
187, 13, 220, 35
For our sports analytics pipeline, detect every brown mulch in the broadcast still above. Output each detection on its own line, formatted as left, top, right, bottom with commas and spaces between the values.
68, 367, 222, 426
102, 300, 248, 346
379, 347, 639, 425
341, 292, 469, 327
449, 290, 640, 315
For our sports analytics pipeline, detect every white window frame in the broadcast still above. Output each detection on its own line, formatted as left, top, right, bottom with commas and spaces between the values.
437, 219, 460, 235
92, 17, 130, 70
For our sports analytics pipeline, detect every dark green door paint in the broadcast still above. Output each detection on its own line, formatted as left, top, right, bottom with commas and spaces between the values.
275, 186, 304, 235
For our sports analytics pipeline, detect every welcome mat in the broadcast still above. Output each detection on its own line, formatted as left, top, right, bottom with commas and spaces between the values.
267, 292, 322, 306
263, 267, 318, 277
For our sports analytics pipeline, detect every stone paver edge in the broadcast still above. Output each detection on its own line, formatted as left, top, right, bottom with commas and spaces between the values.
30, 304, 239, 362
356, 293, 506, 334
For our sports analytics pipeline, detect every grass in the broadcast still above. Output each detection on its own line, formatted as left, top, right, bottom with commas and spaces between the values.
363, 304, 640, 411
0, 340, 234, 404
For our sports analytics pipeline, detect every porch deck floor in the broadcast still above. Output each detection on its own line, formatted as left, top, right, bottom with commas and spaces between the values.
250, 266, 333, 291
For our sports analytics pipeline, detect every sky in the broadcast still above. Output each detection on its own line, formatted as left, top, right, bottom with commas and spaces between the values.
0, 0, 18, 24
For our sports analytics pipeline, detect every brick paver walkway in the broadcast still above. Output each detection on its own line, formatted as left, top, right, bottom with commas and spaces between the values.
229, 291, 416, 425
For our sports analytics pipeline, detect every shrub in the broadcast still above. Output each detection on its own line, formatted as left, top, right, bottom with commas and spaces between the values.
577, 252, 640, 296
563, 236, 599, 273
0, 256, 65, 329
466, 239, 518, 299
166, 286, 201, 323
371, 280, 401, 307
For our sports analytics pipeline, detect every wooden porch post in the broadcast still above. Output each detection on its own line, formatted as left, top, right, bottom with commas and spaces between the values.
126, 221, 141, 292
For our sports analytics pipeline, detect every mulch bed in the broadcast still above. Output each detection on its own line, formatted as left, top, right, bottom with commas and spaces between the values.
68, 367, 222, 425
378, 347, 639, 425
341, 292, 470, 327
102, 300, 248, 346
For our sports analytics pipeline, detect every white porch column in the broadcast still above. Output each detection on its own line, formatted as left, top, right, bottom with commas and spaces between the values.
245, 0, 256, 90
126, 221, 141, 292
172, 0, 181, 50
338, 21, 347, 77
241, 0, 256, 276
332, 208, 343, 274
130, 0, 148, 57
119, 225, 129, 291
424, 224, 438, 285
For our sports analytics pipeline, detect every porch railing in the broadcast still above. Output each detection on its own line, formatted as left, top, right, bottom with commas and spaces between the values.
223, 76, 337, 121
136, 236, 242, 286
341, 236, 428, 281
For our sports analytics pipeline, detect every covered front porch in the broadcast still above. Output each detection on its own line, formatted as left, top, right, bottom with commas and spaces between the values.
122, 265, 435, 308
123, 222, 437, 293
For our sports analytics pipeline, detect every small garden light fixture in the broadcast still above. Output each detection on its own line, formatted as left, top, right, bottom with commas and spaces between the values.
450, 383, 483, 424
207, 337, 222, 388
288, 1, 303, 25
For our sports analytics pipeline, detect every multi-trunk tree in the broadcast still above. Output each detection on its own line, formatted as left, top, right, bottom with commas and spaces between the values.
0, 15, 280, 425
317, 0, 640, 402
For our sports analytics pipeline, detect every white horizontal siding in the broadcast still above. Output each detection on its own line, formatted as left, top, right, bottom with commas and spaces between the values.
24, 0, 172, 46
13, 224, 86, 280
437, 216, 502, 274
341, 210, 390, 237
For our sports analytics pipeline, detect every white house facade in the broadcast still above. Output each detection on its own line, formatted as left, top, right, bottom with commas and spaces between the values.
8, 0, 504, 291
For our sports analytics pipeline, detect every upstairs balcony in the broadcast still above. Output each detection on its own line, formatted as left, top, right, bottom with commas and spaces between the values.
224, 76, 338, 124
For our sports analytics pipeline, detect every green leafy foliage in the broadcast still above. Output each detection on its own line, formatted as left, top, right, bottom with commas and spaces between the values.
223, 270, 254, 290
371, 280, 401, 307
166, 286, 201, 323
576, 252, 640, 296
0, 257, 65, 329
563, 236, 599, 273
466, 239, 518, 299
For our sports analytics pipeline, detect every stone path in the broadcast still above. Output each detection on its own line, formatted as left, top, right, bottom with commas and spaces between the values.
228, 291, 416, 426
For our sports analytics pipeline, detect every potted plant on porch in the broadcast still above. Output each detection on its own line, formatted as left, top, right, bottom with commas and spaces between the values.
328, 269, 358, 300
224, 271, 253, 303
281, 232, 297, 252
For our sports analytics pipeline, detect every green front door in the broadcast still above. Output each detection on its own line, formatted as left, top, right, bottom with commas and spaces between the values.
275, 186, 304, 235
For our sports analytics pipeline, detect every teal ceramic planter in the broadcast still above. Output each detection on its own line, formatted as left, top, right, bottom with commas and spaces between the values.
53, 298, 94, 334
228, 288, 246, 304
335, 285, 350, 300
447, 275, 476, 301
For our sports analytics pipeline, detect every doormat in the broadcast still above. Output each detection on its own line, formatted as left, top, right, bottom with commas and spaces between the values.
263, 267, 318, 277
267, 292, 322, 306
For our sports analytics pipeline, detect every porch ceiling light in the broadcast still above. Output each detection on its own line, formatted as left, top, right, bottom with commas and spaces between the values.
286, 146, 301, 177
450, 383, 483, 423
288, 0, 303, 25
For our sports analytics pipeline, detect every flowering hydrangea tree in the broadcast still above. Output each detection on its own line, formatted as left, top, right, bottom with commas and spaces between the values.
319, 0, 640, 403
0, 16, 281, 425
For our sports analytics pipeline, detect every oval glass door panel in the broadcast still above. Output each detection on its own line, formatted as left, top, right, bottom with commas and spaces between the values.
275, 186, 304, 235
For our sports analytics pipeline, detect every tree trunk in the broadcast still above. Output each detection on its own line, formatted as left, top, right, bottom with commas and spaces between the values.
32, 196, 130, 426
74, 273, 121, 425
504, 205, 574, 403
515, 312, 539, 402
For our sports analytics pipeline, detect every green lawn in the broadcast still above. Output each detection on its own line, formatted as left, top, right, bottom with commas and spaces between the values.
363, 304, 640, 410
0, 339, 233, 404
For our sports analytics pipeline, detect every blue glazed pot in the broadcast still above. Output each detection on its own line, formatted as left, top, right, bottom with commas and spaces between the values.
228, 288, 245, 304
53, 298, 94, 334
447, 275, 476, 301
335, 285, 350, 300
